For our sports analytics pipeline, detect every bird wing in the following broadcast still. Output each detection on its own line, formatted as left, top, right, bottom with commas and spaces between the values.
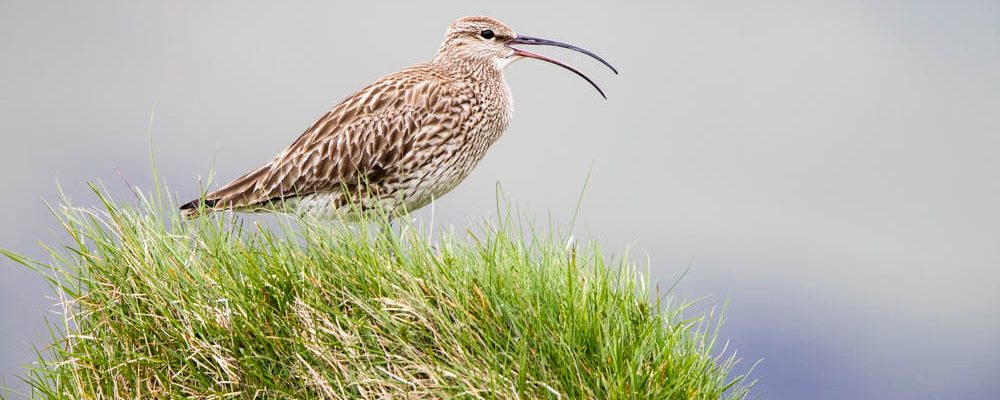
183, 67, 460, 215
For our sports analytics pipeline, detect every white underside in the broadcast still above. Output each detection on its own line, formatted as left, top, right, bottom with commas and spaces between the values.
495, 55, 524, 70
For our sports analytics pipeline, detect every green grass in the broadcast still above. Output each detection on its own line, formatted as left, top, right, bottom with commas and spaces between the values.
2, 181, 754, 399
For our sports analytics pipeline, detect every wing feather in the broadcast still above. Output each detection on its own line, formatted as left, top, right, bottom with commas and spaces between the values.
180, 66, 458, 216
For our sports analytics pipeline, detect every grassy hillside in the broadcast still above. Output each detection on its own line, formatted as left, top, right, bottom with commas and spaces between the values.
3, 183, 754, 399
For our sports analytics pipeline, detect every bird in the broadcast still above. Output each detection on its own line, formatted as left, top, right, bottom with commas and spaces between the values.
180, 16, 617, 220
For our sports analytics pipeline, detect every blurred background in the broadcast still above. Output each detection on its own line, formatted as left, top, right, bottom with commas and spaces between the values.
2, 1, 998, 398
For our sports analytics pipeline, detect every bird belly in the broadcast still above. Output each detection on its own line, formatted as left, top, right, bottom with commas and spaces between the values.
279, 192, 348, 220
394, 134, 501, 212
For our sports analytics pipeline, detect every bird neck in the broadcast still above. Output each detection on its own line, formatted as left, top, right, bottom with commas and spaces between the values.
432, 54, 505, 83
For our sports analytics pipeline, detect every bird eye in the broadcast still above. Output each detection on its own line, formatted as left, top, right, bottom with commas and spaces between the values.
480, 29, 495, 39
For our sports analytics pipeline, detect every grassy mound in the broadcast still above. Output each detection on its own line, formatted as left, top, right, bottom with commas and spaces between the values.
3, 184, 753, 399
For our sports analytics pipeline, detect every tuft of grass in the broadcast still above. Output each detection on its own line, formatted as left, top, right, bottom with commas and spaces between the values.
2, 181, 754, 399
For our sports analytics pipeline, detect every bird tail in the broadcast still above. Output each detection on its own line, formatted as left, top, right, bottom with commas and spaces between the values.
179, 164, 273, 219
179, 198, 219, 219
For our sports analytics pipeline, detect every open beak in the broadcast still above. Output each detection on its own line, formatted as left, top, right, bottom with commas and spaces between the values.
507, 35, 618, 99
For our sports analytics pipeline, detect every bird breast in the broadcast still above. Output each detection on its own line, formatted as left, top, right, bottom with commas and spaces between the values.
391, 72, 514, 211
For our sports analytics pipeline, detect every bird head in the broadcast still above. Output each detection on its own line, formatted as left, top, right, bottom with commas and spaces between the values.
436, 16, 618, 98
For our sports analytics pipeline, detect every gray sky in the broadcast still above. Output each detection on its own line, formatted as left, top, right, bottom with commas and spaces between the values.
2, 1, 999, 398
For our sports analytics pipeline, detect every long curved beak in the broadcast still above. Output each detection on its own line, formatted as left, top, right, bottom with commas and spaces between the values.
507, 35, 618, 99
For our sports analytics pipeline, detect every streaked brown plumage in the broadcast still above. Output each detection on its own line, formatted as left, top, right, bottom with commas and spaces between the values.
180, 16, 616, 219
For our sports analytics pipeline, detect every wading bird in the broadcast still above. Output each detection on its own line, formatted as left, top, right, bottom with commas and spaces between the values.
180, 16, 616, 219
